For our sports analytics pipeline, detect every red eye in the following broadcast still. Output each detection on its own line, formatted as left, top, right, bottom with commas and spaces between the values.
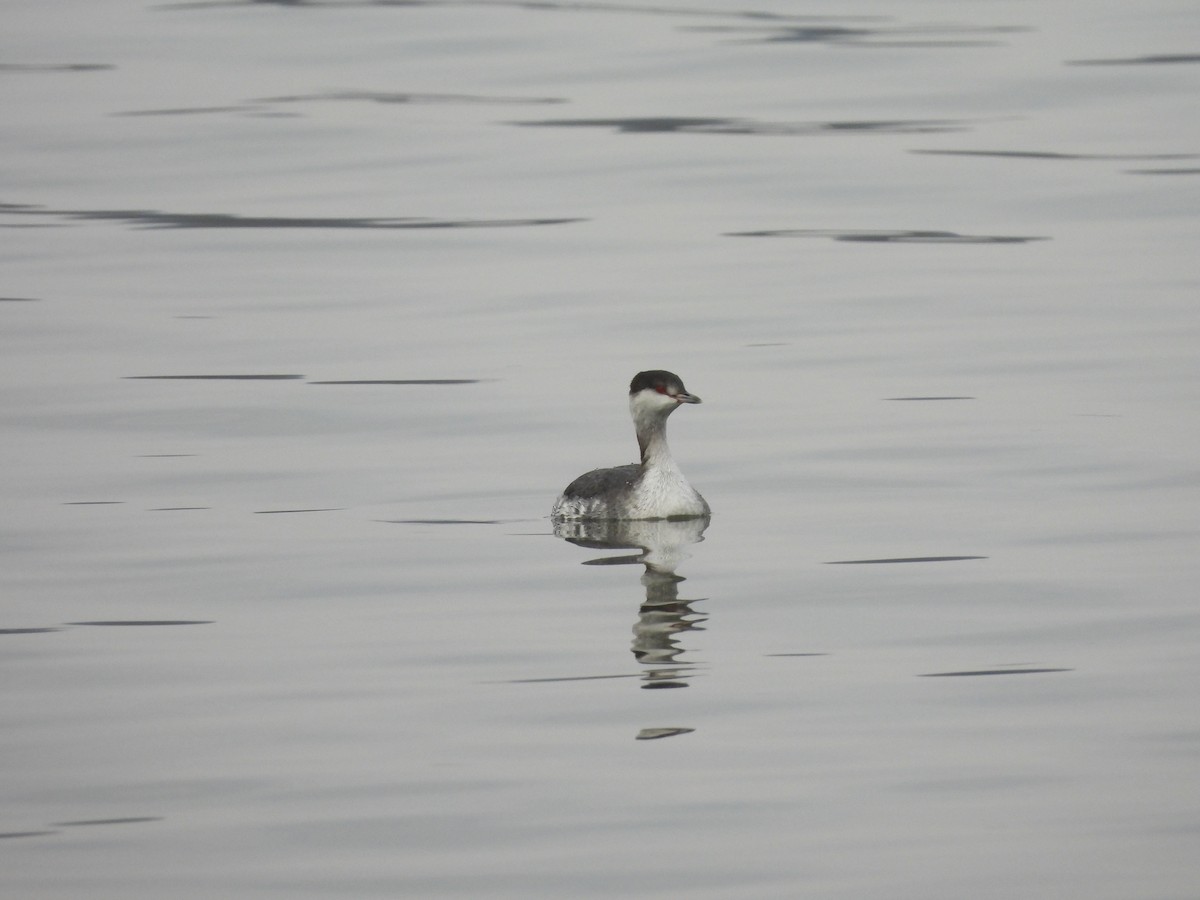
654, 384, 668, 394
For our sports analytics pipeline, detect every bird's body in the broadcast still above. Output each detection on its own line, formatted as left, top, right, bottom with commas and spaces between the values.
551, 370, 709, 521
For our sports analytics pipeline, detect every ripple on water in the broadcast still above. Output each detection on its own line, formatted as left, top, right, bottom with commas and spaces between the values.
699, 22, 1028, 48
384, 519, 510, 525
911, 149, 1199, 162
1067, 53, 1200, 66
308, 379, 482, 385
920, 667, 1073, 677
825, 556, 988, 564
51, 817, 163, 827
0, 203, 584, 231
635, 727, 695, 740
0, 63, 113, 72
512, 116, 967, 135
0, 831, 58, 840
0, 628, 62, 635
727, 228, 1048, 243
124, 374, 304, 380
114, 90, 566, 118
65, 620, 214, 627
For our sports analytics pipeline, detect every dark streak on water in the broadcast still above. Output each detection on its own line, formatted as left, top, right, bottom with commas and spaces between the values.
728, 229, 1047, 244
0, 296, 40, 301
635, 727, 695, 740
163, 0, 1025, 58
115, 91, 565, 117
695, 23, 1027, 49
163, 1, 882, 25
912, 149, 1199, 162
504, 673, 645, 684
63, 500, 124, 505
66, 620, 214, 627
113, 105, 253, 117
149, 507, 212, 511
502, 670, 698, 685
921, 668, 1073, 677
0, 628, 62, 635
825, 556, 988, 564
52, 817, 163, 827
256, 90, 566, 106
0, 63, 113, 72
0, 831, 58, 840
765, 652, 829, 657
0, 204, 584, 231
1127, 168, 1200, 176
387, 519, 508, 525
690, 25, 873, 43
124, 374, 305, 380
513, 117, 966, 136
308, 379, 482, 385
1067, 54, 1200, 66
254, 508, 343, 514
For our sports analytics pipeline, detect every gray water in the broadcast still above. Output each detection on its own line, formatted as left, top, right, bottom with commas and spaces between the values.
3, 1, 1199, 897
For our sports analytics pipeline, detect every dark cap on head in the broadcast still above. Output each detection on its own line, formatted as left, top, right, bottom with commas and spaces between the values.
629, 370, 687, 395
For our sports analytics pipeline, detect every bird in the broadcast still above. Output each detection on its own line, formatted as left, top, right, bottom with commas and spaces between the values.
551, 370, 709, 521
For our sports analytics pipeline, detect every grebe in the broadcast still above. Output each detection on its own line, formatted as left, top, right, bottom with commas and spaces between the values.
551, 370, 710, 521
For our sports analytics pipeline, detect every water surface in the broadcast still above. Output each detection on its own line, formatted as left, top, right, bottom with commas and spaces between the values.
3, 1, 1199, 897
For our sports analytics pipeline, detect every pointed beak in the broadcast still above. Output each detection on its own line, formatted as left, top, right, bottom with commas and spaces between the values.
675, 391, 701, 404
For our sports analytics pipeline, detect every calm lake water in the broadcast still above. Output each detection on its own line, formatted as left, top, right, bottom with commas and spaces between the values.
3, 1, 1199, 897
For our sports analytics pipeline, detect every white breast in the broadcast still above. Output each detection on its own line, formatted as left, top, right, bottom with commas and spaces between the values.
625, 465, 709, 519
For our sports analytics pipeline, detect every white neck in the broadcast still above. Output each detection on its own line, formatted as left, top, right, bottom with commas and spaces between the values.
630, 394, 680, 471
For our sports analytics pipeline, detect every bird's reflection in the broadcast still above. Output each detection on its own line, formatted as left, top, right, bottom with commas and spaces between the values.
553, 517, 709, 688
